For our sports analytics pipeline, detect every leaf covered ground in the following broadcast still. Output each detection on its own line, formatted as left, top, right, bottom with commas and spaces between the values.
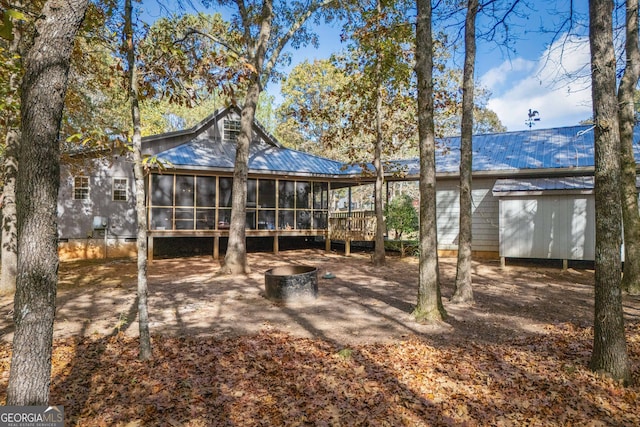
0, 323, 639, 426
0, 250, 639, 425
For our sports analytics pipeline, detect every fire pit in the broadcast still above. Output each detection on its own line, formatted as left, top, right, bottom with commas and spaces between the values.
265, 265, 318, 301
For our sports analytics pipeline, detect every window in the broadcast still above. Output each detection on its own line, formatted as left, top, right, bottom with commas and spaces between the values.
151, 174, 173, 206
113, 178, 128, 201
175, 175, 194, 206
73, 177, 89, 200
224, 119, 241, 141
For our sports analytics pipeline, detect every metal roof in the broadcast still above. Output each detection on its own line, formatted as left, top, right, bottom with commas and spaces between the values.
493, 175, 640, 196
492, 176, 595, 195
154, 124, 640, 178
156, 137, 361, 177
394, 125, 640, 175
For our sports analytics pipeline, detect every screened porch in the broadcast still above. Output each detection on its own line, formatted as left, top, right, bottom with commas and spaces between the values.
148, 173, 330, 234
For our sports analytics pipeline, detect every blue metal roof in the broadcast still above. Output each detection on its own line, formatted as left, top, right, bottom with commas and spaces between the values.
156, 137, 361, 176
492, 176, 595, 194
493, 175, 640, 195
155, 124, 640, 178
394, 125, 640, 175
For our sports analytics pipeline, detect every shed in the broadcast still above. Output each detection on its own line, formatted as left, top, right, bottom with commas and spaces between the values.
492, 176, 596, 266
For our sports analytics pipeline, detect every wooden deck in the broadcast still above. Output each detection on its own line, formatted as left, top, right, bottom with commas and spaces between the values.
328, 211, 377, 242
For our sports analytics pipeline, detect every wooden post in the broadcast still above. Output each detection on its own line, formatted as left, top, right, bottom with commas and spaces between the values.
345, 238, 351, 256
213, 236, 219, 259
500, 256, 505, 269
325, 236, 331, 253
148, 236, 154, 262
273, 235, 279, 254
563, 259, 568, 270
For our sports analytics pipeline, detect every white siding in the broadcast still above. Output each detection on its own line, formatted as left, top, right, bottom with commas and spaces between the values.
436, 178, 499, 252
498, 194, 596, 260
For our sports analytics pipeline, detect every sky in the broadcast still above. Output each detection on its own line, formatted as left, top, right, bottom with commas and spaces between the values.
140, 1, 595, 132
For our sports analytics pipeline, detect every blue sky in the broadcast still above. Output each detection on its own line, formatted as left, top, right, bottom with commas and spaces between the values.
141, 1, 595, 132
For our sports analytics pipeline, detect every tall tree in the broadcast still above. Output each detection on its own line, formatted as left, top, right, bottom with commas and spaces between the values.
618, 0, 640, 296
451, 0, 478, 304
588, 0, 631, 385
337, 0, 415, 266
124, 0, 152, 360
7, 0, 89, 405
276, 59, 348, 157
276, 56, 504, 161
0, 2, 26, 296
372, 25, 386, 266
209, 0, 335, 275
413, 0, 446, 322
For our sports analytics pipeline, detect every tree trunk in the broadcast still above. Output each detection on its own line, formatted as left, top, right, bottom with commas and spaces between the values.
413, 0, 446, 322
7, 0, 89, 405
1, 130, 19, 296
0, 2, 23, 296
588, 0, 631, 385
125, 0, 152, 360
222, 0, 274, 275
222, 80, 261, 275
452, 0, 478, 304
372, 16, 386, 267
618, 0, 640, 296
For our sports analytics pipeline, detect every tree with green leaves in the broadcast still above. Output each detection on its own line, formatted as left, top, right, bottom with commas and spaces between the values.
137, 12, 242, 106
276, 59, 348, 157
200, 0, 337, 275
276, 54, 504, 162
334, 0, 416, 266
385, 194, 418, 240
6, 0, 90, 405
414, 0, 446, 322
384, 193, 418, 256
588, 0, 631, 385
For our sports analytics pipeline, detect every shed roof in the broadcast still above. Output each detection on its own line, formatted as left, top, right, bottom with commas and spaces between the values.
492, 176, 595, 196
492, 175, 640, 196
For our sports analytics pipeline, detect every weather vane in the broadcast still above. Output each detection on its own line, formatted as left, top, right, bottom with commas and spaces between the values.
525, 109, 541, 129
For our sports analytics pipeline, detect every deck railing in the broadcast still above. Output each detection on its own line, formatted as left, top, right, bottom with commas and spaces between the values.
329, 211, 377, 241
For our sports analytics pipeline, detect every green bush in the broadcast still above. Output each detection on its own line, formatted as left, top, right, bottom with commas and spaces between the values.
384, 194, 418, 241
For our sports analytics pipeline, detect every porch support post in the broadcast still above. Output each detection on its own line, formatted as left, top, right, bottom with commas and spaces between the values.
345, 238, 351, 256
325, 235, 331, 253
562, 259, 568, 270
273, 234, 279, 254
148, 236, 154, 262
213, 236, 219, 259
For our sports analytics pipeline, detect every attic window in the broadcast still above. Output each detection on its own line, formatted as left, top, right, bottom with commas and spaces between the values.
224, 119, 241, 141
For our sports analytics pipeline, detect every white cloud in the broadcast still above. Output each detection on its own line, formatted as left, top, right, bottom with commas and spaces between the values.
480, 35, 593, 131
480, 57, 536, 94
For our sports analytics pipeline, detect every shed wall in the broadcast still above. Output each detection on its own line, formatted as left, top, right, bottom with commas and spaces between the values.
498, 194, 596, 260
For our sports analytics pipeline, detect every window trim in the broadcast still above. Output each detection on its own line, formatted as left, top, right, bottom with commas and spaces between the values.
223, 118, 242, 141
112, 177, 128, 202
73, 176, 90, 200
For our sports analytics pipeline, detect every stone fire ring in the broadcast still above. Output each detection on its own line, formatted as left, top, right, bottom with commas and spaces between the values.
265, 265, 318, 302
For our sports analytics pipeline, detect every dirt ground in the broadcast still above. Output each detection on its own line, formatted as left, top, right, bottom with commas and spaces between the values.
1, 249, 639, 347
